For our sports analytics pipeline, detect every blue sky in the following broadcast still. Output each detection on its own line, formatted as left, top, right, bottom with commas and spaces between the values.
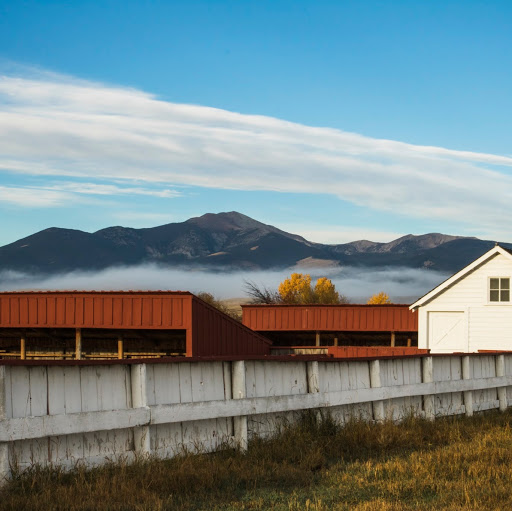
1, 0, 511, 247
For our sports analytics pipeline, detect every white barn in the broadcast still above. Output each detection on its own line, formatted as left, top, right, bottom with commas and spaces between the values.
411, 244, 512, 353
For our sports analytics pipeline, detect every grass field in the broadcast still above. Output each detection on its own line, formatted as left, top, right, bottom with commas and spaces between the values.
2, 410, 512, 510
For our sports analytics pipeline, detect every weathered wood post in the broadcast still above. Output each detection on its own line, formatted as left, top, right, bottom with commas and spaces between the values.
0, 365, 9, 485
307, 360, 322, 422
462, 356, 473, 417
131, 364, 151, 456
307, 361, 320, 394
496, 354, 507, 412
370, 360, 385, 421
422, 356, 435, 420
20, 334, 26, 361
315, 332, 321, 347
232, 360, 248, 451
117, 336, 124, 360
75, 328, 82, 360
390, 332, 396, 347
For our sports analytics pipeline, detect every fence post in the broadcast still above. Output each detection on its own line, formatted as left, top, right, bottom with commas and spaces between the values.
232, 360, 248, 451
422, 356, 435, 420
496, 354, 507, 412
131, 364, 151, 456
462, 356, 473, 417
370, 360, 385, 422
0, 366, 9, 485
307, 361, 320, 394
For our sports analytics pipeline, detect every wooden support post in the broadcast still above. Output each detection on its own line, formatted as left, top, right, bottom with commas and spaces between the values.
75, 328, 82, 361
390, 332, 396, 347
422, 356, 435, 420
131, 364, 151, 456
370, 360, 385, 422
462, 356, 473, 417
20, 334, 26, 360
315, 332, 320, 347
407, 338, 412, 348
118, 336, 124, 360
232, 361, 248, 451
0, 365, 9, 485
334, 336, 338, 347
496, 354, 507, 412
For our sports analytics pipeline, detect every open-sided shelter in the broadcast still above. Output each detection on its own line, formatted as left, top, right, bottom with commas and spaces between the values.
0, 291, 271, 360
242, 304, 418, 354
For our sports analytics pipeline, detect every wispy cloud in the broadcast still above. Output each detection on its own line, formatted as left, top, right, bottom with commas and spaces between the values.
0, 181, 181, 207
0, 185, 72, 207
278, 224, 406, 244
1, 68, 512, 235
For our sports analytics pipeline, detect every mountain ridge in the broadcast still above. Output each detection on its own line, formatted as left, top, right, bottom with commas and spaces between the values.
0, 211, 504, 274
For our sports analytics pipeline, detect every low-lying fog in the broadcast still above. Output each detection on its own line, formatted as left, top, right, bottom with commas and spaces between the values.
0, 265, 449, 304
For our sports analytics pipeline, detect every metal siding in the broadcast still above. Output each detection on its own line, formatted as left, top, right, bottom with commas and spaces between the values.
47, 297, 56, 325
152, 298, 162, 327
0, 292, 194, 330
191, 297, 270, 357
242, 305, 418, 332
66, 296, 76, 324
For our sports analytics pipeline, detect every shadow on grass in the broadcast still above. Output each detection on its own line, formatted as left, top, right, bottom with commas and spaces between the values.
2, 409, 512, 510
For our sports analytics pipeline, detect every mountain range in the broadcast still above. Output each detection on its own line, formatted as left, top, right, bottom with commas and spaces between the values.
0, 211, 505, 275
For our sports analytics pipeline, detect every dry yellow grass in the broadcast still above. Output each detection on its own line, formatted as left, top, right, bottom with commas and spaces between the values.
2, 410, 512, 510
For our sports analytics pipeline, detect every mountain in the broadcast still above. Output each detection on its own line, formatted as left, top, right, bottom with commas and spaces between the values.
0, 211, 505, 274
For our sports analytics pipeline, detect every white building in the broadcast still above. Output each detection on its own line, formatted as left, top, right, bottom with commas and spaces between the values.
410, 244, 512, 353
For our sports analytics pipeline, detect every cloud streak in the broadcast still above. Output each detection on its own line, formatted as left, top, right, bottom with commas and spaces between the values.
1, 69, 512, 234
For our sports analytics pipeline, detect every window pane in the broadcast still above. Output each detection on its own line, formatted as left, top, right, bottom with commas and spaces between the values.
490, 278, 500, 289
490, 290, 500, 301
501, 278, 510, 290
501, 290, 510, 302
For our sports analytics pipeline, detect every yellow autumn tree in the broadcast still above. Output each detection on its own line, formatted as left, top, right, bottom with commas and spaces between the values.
277, 273, 347, 304
367, 292, 391, 304
314, 277, 342, 304
278, 273, 314, 304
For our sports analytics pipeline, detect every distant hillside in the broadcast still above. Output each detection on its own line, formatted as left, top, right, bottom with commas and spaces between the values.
0, 211, 505, 274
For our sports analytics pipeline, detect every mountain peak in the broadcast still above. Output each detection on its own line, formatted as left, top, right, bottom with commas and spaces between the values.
186, 211, 268, 232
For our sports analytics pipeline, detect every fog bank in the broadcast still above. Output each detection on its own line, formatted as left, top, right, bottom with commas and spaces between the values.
0, 265, 448, 304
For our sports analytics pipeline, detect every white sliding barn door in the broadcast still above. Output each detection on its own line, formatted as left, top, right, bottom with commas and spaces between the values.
428, 311, 467, 353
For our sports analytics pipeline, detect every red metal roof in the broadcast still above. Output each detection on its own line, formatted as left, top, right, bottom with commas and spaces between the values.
241, 304, 417, 332
0, 291, 271, 357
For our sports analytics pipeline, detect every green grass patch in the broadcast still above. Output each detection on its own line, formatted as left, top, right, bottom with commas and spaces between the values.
2, 410, 512, 510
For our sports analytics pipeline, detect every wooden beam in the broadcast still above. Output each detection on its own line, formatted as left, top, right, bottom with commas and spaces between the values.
118, 337, 124, 360
390, 332, 396, 347
315, 332, 320, 347
75, 328, 82, 360
407, 337, 412, 347
334, 336, 338, 347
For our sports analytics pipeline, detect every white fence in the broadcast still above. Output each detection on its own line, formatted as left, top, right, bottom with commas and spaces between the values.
1, 353, 512, 483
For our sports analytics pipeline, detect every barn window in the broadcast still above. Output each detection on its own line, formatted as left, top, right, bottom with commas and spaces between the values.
489, 278, 510, 302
